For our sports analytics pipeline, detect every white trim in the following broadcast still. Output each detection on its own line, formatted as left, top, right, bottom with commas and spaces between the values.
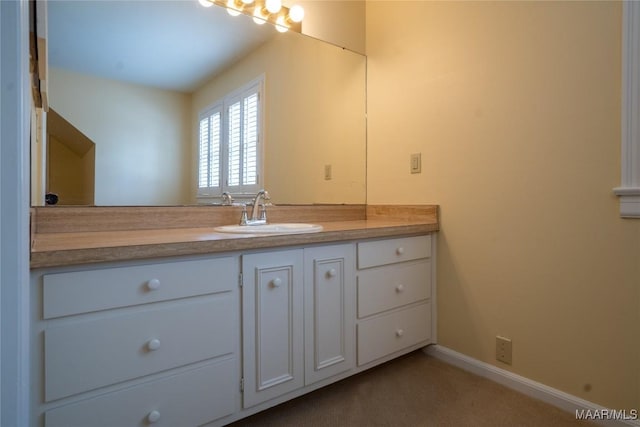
616, 1, 640, 218
1, 7, 3, 420
613, 187, 640, 218
429, 233, 437, 343
1, 1, 32, 426
425, 345, 640, 427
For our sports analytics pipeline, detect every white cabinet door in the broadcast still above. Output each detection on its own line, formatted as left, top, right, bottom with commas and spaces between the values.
304, 244, 355, 385
242, 249, 304, 408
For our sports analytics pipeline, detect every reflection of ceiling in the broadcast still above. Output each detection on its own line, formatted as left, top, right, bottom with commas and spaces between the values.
47, 0, 277, 93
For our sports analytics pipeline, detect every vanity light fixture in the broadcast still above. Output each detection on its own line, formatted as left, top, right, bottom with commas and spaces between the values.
288, 4, 304, 23
275, 15, 288, 33
199, 0, 303, 33
226, 0, 243, 16
265, 0, 282, 14
253, 7, 268, 25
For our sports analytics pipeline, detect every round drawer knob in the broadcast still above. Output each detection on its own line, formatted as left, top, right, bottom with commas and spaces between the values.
396, 329, 404, 337
271, 278, 282, 288
147, 410, 161, 423
147, 278, 161, 291
327, 268, 337, 278
147, 339, 161, 351
395, 284, 405, 293
396, 247, 405, 255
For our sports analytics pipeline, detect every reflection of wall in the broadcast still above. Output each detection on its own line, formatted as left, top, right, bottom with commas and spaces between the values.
47, 135, 95, 205
367, 1, 640, 411
193, 34, 366, 204
294, 0, 365, 54
49, 68, 192, 205
46, 108, 96, 205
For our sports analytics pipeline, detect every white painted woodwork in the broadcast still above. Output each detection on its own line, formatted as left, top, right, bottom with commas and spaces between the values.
304, 244, 355, 385
615, 1, 640, 217
31, 234, 436, 426
1, 1, 31, 425
357, 303, 431, 366
45, 295, 235, 401
43, 257, 236, 319
356, 235, 434, 367
242, 250, 304, 408
357, 259, 431, 318
44, 359, 236, 427
357, 235, 431, 269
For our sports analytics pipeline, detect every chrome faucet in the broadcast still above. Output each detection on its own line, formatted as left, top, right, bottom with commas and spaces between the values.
221, 192, 234, 206
239, 189, 271, 226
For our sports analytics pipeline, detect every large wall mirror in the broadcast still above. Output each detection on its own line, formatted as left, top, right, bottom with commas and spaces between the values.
36, 0, 366, 206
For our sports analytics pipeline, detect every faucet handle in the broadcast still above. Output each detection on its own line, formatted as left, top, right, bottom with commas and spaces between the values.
263, 190, 273, 206
259, 204, 268, 222
239, 204, 248, 225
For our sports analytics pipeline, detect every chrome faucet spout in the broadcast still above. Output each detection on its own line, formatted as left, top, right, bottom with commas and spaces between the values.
221, 192, 234, 206
241, 189, 270, 226
250, 190, 270, 221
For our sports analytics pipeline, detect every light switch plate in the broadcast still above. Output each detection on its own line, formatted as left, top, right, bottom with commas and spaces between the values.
324, 164, 332, 180
410, 153, 421, 174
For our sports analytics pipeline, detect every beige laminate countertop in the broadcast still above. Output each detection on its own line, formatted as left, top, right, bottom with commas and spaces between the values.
31, 219, 439, 269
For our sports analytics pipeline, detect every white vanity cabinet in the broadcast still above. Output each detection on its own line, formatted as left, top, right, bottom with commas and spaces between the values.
356, 235, 434, 366
241, 249, 305, 408
30, 256, 241, 427
303, 244, 355, 385
30, 233, 435, 426
241, 243, 356, 408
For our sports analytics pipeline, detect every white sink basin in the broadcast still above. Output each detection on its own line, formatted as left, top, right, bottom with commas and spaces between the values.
214, 223, 323, 234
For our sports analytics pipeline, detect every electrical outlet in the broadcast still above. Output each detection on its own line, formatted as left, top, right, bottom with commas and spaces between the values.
496, 336, 512, 365
410, 153, 421, 174
324, 164, 332, 180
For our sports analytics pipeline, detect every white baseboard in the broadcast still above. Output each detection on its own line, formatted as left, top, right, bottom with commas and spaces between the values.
424, 345, 639, 427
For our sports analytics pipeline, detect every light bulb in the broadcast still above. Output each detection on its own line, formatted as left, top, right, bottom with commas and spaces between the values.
265, 0, 281, 14
275, 15, 288, 33
226, 0, 241, 16
288, 4, 304, 23
253, 8, 267, 24
198, 0, 213, 7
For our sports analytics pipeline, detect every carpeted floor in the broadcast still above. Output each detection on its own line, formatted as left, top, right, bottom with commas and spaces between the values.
229, 350, 592, 427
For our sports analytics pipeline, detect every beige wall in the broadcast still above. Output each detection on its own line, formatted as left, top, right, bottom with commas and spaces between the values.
47, 136, 94, 205
48, 68, 192, 205
193, 32, 366, 204
367, 1, 640, 410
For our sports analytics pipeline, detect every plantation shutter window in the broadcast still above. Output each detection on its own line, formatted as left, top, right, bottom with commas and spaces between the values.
243, 93, 259, 186
227, 101, 241, 187
198, 107, 222, 196
196, 77, 263, 200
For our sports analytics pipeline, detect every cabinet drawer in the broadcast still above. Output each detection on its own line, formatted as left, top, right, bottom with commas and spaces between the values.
357, 303, 431, 366
45, 296, 236, 401
43, 257, 237, 319
45, 358, 236, 427
357, 235, 431, 269
357, 259, 431, 318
